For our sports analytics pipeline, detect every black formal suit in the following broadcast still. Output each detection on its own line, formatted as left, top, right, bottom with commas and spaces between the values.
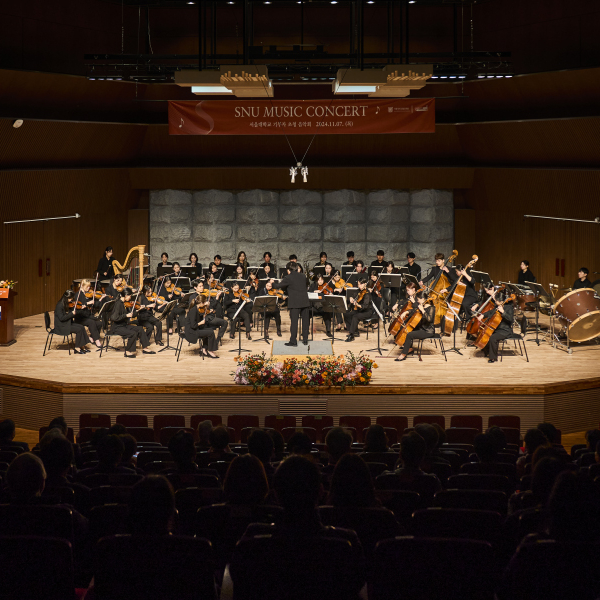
344, 290, 374, 336
96, 256, 114, 279
518, 269, 536, 285
573, 278, 592, 290
184, 306, 217, 351
224, 293, 251, 335
273, 270, 310, 343
72, 292, 102, 342
422, 265, 456, 288
109, 300, 150, 353
481, 302, 515, 361
399, 304, 436, 355
188, 292, 227, 340
54, 301, 90, 348
137, 295, 163, 343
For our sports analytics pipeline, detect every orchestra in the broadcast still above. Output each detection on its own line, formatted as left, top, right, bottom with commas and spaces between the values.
53, 246, 599, 363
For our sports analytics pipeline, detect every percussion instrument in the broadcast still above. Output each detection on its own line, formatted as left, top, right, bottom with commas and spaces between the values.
554, 289, 600, 343
516, 292, 537, 311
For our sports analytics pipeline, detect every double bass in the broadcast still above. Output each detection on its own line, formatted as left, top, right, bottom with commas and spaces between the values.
426, 250, 458, 325
443, 255, 479, 336
474, 294, 516, 350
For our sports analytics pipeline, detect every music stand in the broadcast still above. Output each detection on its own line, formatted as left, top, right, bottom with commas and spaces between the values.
229, 301, 251, 355
472, 271, 493, 291
220, 264, 237, 280
366, 301, 384, 356
96, 300, 116, 349
441, 302, 463, 356
526, 282, 553, 346
346, 273, 362, 287
369, 265, 385, 274
312, 266, 326, 279
157, 300, 178, 353
157, 265, 174, 278
380, 274, 402, 289
321, 294, 347, 345
252, 295, 279, 344
341, 265, 354, 280
181, 266, 199, 281
402, 274, 419, 287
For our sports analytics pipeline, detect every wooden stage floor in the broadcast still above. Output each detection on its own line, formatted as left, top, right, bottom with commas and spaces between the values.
1, 312, 600, 435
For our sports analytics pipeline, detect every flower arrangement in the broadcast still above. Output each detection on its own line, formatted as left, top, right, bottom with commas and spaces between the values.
0, 280, 17, 289
233, 351, 378, 391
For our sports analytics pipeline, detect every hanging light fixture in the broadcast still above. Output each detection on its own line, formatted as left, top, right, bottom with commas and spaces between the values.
175, 65, 273, 97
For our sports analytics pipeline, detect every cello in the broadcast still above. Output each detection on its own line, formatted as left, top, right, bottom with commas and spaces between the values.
425, 250, 458, 325
466, 285, 504, 337
474, 294, 516, 350
393, 296, 429, 348
443, 255, 479, 336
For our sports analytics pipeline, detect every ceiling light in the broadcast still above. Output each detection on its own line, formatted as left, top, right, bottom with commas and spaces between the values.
333, 65, 432, 97
177, 65, 273, 97
331, 1, 337, 3
12, 119, 23, 129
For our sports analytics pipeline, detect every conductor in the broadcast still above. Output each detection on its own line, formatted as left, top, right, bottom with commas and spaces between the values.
271, 262, 310, 347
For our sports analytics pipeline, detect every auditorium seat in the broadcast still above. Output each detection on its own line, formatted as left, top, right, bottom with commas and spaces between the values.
174, 487, 224, 534
240, 427, 274, 444
190, 414, 223, 431
89, 485, 133, 507
166, 473, 220, 491
376, 415, 408, 435
488, 415, 520, 430
79, 413, 111, 430
460, 461, 517, 484
362, 427, 399, 446
227, 415, 259, 442
136, 449, 171, 470
76, 427, 97, 444
159, 426, 194, 447
499, 427, 522, 445
0, 535, 75, 600
339, 416, 371, 441
207, 461, 231, 481
39, 426, 74, 443
264, 415, 297, 432
143, 460, 177, 474
301, 415, 334, 442
281, 426, 317, 443
0, 504, 74, 542
322, 426, 357, 443
450, 415, 483, 431
94, 534, 217, 600
116, 414, 148, 428
153, 415, 186, 441
0, 450, 18, 464
82, 472, 144, 488
434, 489, 508, 515
88, 503, 129, 545
445, 427, 479, 444
448, 473, 510, 493
412, 415, 446, 428
125, 426, 155, 443
371, 537, 496, 600
373, 490, 421, 526
359, 451, 399, 471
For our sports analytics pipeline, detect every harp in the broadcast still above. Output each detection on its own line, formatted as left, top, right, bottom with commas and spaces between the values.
112, 245, 146, 289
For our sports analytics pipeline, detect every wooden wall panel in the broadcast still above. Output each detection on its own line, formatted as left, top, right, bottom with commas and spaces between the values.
544, 388, 600, 434
0, 385, 62, 430
128, 209, 149, 251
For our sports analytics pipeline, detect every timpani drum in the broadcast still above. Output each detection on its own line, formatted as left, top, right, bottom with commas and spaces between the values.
554, 288, 600, 343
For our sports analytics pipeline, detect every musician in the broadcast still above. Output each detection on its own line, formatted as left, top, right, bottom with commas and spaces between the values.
343, 251, 357, 267
260, 252, 276, 272
184, 295, 219, 358
309, 274, 343, 338
236, 251, 249, 275
137, 285, 164, 346
257, 263, 274, 280
172, 262, 183, 279
394, 291, 435, 362
405, 252, 421, 279
448, 264, 479, 321
573, 267, 592, 290
518, 260, 536, 285
477, 288, 515, 363
367, 270, 385, 315
73, 279, 104, 348
420, 253, 456, 293
384, 261, 399, 310
272, 262, 310, 347
159, 276, 186, 335
207, 262, 223, 282
187, 253, 201, 278
354, 260, 366, 274
391, 281, 417, 313
344, 278, 374, 342
288, 254, 298, 263
54, 290, 91, 354
234, 264, 246, 281
324, 263, 334, 281
96, 246, 114, 279
225, 283, 252, 340
314, 252, 332, 270
370, 250, 388, 270
105, 274, 125, 300
258, 279, 283, 339
110, 288, 155, 358
193, 278, 226, 321
158, 252, 172, 270
214, 255, 223, 267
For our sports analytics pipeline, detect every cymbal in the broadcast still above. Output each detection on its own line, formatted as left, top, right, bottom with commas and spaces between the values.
560, 287, 572, 292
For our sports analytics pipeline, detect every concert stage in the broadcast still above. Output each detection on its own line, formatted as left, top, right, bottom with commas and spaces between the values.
1, 313, 599, 437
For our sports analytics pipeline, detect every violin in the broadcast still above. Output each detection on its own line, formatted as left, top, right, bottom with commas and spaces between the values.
334, 279, 352, 291
165, 283, 182, 295
124, 300, 142, 311
352, 289, 367, 310
146, 292, 166, 307
114, 282, 127, 293
84, 290, 105, 300
234, 290, 250, 302
68, 299, 87, 310
318, 281, 335, 295
368, 279, 383, 297
268, 289, 286, 299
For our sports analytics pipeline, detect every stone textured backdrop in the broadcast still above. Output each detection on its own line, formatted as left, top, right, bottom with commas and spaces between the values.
149, 188, 453, 271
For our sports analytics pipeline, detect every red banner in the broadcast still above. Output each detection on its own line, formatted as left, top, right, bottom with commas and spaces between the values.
168, 99, 434, 135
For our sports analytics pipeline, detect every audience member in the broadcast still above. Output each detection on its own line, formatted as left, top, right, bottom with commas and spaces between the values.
473, 433, 499, 462
127, 475, 176, 535
537, 422, 559, 445
323, 427, 353, 476
76, 434, 130, 480
248, 429, 275, 481
0, 418, 29, 452
196, 420, 213, 451
286, 432, 313, 457
363, 425, 388, 453
577, 429, 600, 467
119, 433, 143, 474
223, 454, 269, 506
39, 434, 75, 487
6, 452, 46, 503
414, 423, 450, 472
327, 453, 379, 508
267, 429, 285, 462
197, 426, 236, 467
487, 425, 508, 452
167, 430, 200, 474
516, 428, 550, 478
108, 423, 127, 436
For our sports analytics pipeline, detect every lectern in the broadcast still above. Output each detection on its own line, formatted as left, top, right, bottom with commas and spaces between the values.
0, 289, 17, 346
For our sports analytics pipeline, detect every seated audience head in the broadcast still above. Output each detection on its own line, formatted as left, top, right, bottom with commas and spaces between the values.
49, 416, 68, 437
585, 428, 600, 451
547, 470, 600, 541
399, 432, 427, 469
196, 420, 213, 446
39, 434, 73, 478
530, 457, 571, 506
267, 429, 285, 459
168, 430, 197, 467
224, 454, 269, 506
209, 425, 230, 452
328, 453, 376, 508
6, 453, 46, 503
108, 423, 127, 436
91, 427, 109, 447
537, 422, 559, 445
248, 429, 274, 465
364, 424, 388, 453
325, 427, 353, 464
473, 433, 498, 463
414, 423, 438, 456
128, 475, 175, 535
97, 434, 125, 469
119, 434, 138, 466
486, 426, 507, 452
39, 428, 66, 451
0, 418, 16, 441
431, 423, 446, 447
273, 456, 321, 515
286, 432, 313, 456
523, 428, 549, 456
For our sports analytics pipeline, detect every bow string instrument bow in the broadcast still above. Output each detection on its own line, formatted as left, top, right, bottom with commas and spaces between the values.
443, 255, 479, 336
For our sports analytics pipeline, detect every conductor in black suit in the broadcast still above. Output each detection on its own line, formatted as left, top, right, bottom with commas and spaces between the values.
271, 262, 310, 346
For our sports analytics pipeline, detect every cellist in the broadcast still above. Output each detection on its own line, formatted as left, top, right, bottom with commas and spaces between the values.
419, 253, 457, 292
394, 291, 436, 362
476, 288, 515, 363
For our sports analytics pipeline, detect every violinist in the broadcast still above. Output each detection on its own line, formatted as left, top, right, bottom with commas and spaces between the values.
74, 279, 104, 348
384, 261, 399, 311
394, 291, 435, 362
309, 275, 343, 338
137, 285, 164, 346
224, 283, 252, 340
354, 260, 366, 275
323, 263, 334, 282
190, 280, 227, 342
258, 279, 283, 339
96, 246, 114, 280
367, 270, 386, 315
157, 252, 172, 270
420, 253, 456, 293
476, 287, 515, 363
187, 253, 201, 278
159, 276, 185, 335
54, 290, 91, 354
245, 271, 260, 298
331, 271, 350, 294
257, 262, 274, 280
234, 264, 246, 281
172, 262, 182, 278
344, 278, 374, 342
110, 288, 155, 358
370, 250, 388, 270
184, 295, 219, 358
105, 274, 125, 300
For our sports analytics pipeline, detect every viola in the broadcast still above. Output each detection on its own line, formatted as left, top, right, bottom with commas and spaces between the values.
473, 294, 516, 350
443, 255, 479, 336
